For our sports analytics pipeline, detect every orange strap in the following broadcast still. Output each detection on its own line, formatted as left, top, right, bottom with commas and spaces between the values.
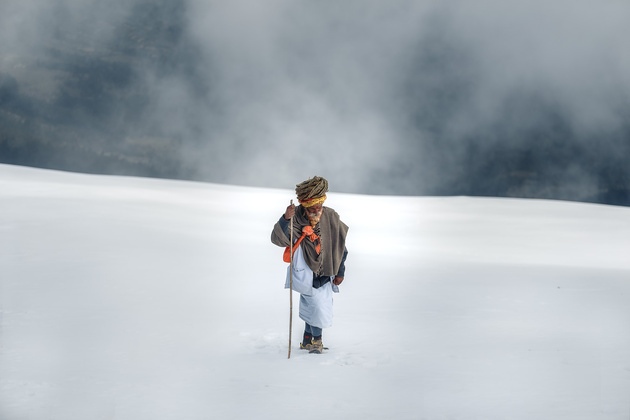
283, 226, 321, 262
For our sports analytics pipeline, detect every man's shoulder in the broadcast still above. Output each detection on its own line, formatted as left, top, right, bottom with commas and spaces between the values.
323, 206, 339, 217
323, 207, 347, 227
322, 207, 349, 237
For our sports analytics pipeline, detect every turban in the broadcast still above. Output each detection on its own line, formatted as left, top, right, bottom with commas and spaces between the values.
295, 176, 328, 208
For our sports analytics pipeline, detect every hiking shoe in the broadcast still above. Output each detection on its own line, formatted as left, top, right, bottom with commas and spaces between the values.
309, 338, 323, 354
300, 333, 313, 350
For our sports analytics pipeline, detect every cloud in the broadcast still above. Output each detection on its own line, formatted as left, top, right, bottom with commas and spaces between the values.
181, 0, 630, 196
1, 0, 629, 203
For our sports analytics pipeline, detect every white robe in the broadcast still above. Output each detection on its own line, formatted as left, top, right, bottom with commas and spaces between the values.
285, 244, 339, 329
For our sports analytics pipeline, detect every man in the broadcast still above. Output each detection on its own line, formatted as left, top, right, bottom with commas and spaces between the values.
271, 176, 349, 354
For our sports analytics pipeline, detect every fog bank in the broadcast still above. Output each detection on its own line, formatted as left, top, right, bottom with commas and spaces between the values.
1, 0, 629, 204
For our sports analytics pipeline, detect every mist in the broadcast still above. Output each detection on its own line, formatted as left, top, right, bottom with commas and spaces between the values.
1, 0, 629, 204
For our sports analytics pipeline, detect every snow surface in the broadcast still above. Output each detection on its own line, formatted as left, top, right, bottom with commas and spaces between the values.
1, 163, 630, 420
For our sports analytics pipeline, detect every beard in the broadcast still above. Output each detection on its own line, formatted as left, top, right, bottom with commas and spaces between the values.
306, 209, 323, 227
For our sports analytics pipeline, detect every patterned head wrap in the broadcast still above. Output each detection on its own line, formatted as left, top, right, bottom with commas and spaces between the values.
295, 176, 328, 208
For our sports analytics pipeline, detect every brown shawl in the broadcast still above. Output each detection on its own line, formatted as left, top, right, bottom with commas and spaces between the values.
271, 206, 348, 277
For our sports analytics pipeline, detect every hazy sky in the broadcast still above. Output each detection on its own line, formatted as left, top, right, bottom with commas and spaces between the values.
1, 0, 629, 196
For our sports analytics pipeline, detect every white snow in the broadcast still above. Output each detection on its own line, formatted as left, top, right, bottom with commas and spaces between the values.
1, 163, 629, 420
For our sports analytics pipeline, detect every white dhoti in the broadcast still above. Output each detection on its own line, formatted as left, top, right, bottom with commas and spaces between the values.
298, 282, 334, 328
285, 244, 338, 329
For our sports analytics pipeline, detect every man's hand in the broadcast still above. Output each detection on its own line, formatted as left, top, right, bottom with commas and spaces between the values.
283, 203, 296, 220
333, 276, 344, 286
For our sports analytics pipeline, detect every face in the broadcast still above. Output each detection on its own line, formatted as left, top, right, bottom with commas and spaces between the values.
305, 203, 323, 216
304, 203, 323, 225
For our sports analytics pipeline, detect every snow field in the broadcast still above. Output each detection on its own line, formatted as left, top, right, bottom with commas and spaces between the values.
1, 164, 629, 419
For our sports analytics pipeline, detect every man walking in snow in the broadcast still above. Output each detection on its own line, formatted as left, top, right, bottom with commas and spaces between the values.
271, 176, 349, 354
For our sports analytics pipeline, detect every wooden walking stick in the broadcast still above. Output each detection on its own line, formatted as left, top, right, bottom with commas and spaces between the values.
288, 200, 294, 359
